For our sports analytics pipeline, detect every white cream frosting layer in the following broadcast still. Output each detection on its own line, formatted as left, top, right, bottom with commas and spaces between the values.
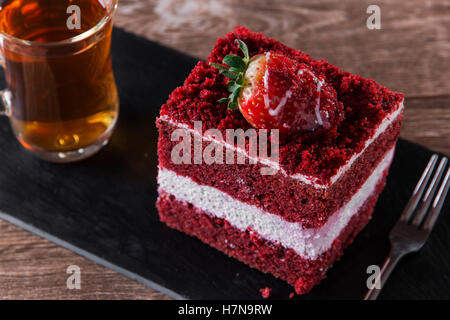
158, 147, 394, 260
159, 101, 403, 189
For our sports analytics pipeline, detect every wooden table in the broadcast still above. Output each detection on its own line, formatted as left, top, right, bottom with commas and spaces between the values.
0, 0, 449, 299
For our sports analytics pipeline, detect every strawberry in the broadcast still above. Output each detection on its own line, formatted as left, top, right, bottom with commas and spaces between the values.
210, 40, 342, 136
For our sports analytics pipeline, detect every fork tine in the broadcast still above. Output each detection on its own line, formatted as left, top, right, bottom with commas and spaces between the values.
400, 154, 438, 222
412, 157, 448, 227
423, 166, 450, 231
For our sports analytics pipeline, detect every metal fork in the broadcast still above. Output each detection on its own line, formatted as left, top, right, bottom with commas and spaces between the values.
364, 154, 450, 300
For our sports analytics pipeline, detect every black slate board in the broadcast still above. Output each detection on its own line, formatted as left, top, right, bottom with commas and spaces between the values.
0, 28, 449, 300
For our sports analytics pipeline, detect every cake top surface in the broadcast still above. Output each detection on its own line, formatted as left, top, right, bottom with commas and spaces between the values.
159, 26, 404, 184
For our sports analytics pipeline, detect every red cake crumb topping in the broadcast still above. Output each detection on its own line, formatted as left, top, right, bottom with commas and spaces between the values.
295, 277, 315, 294
160, 26, 404, 183
259, 287, 272, 299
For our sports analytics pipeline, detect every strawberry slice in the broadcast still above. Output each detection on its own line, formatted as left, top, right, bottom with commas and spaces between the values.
210, 40, 343, 136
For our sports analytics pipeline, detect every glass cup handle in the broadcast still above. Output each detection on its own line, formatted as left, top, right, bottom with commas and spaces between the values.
0, 45, 12, 117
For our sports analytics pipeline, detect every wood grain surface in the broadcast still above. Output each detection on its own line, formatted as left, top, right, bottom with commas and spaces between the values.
0, 0, 449, 299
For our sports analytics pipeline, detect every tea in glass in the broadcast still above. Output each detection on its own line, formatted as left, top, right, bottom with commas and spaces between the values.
0, 0, 119, 162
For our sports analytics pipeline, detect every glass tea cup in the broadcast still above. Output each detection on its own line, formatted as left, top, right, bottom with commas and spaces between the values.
0, 0, 119, 162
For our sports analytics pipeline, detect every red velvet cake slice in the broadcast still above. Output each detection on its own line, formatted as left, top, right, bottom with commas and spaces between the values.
156, 26, 404, 295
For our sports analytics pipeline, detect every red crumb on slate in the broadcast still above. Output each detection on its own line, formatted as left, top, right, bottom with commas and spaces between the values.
289, 292, 295, 299
159, 26, 403, 183
259, 287, 272, 299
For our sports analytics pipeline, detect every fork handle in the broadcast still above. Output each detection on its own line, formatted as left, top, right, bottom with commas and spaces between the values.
364, 247, 404, 300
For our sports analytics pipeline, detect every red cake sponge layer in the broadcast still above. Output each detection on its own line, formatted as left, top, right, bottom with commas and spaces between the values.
157, 116, 401, 228
157, 168, 388, 295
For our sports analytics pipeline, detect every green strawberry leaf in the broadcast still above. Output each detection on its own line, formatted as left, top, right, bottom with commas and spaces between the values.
228, 81, 242, 93
227, 85, 243, 110
228, 101, 239, 110
227, 81, 236, 92
236, 39, 249, 62
223, 55, 246, 71
229, 67, 244, 73
235, 73, 244, 85
231, 87, 241, 103
209, 62, 230, 73
218, 97, 229, 104
222, 70, 239, 79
